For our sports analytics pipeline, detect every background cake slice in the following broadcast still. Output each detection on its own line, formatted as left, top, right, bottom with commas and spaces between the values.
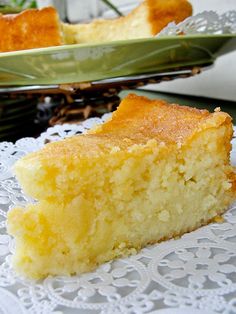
0, 7, 62, 52
7, 94, 236, 279
63, 0, 192, 44
0, 0, 192, 52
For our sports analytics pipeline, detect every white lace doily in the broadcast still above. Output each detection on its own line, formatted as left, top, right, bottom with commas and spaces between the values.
0, 118, 236, 314
158, 11, 236, 36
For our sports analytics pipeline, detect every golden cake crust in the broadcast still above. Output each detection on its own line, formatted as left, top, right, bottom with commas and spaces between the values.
146, 0, 192, 35
93, 94, 211, 144
0, 7, 62, 52
21, 94, 232, 163
110, 0, 192, 36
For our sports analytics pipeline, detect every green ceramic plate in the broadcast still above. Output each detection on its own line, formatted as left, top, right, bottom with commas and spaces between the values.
0, 34, 235, 86
0, 6, 22, 14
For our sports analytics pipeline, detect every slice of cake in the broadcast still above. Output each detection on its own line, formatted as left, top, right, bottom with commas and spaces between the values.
0, 7, 62, 52
7, 94, 236, 279
0, 0, 192, 52
62, 0, 192, 44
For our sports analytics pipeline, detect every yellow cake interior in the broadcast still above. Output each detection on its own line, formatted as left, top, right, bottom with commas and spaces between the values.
7, 94, 236, 279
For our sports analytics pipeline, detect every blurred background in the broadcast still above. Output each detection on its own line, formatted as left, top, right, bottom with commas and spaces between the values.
1, 0, 235, 101
44, 0, 236, 101
146, 0, 236, 101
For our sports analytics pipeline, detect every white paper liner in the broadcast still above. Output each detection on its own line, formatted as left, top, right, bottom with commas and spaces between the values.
157, 11, 236, 36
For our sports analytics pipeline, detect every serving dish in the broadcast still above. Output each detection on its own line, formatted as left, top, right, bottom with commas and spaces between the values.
0, 34, 235, 86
